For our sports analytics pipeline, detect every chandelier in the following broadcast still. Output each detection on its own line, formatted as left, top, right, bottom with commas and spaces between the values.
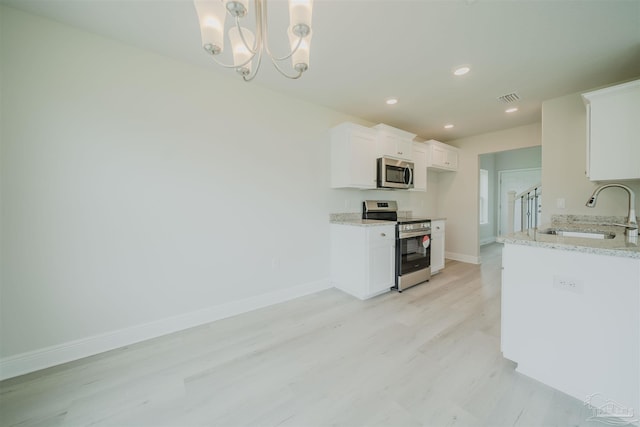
193, 0, 313, 82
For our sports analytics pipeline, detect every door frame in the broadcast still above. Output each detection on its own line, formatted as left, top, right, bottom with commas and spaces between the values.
497, 167, 542, 236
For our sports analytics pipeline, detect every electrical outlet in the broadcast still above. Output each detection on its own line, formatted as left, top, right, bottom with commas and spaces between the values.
556, 198, 566, 209
553, 275, 583, 294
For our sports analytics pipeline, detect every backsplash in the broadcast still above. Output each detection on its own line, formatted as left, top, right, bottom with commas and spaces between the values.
329, 213, 361, 222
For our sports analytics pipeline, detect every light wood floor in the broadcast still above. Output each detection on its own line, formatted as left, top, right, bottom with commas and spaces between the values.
1, 243, 611, 426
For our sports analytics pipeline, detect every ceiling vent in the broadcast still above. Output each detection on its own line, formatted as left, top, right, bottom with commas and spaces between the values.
497, 92, 520, 103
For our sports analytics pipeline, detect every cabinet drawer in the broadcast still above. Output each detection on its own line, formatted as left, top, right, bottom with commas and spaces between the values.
368, 226, 395, 245
432, 221, 445, 234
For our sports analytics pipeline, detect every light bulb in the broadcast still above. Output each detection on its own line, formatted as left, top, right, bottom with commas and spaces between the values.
194, 0, 226, 54
229, 27, 255, 75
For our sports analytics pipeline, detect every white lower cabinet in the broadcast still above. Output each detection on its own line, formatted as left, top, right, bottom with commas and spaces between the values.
330, 224, 395, 300
501, 244, 640, 414
430, 220, 445, 273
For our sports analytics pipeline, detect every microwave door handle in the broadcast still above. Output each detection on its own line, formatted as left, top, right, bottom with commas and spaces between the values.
405, 166, 413, 186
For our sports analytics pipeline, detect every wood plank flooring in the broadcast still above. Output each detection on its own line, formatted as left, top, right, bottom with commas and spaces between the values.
0, 244, 612, 426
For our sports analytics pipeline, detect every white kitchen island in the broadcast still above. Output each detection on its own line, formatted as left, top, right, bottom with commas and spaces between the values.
498, 219, 640, 423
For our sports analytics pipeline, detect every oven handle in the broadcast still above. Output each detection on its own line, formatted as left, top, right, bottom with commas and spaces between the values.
398, 230, 430, 239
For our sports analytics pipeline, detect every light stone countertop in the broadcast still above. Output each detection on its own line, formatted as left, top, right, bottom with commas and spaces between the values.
330, 212, 445, 227
330, 219, 395, 227
497, 222, 640, 259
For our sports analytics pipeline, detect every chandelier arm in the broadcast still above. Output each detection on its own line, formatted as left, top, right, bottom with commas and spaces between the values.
269, 58, 304, 80
243, 44, 264, 82
234, 16, 259, 56
206, 52, 247, 69
261, 0, 304, 62
209, 15, 256, 70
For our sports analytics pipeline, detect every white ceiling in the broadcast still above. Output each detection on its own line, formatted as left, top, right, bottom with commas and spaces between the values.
3, 0, 640, 141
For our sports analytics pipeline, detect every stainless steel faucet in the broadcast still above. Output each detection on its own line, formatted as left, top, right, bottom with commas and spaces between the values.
586, 183, 638, 238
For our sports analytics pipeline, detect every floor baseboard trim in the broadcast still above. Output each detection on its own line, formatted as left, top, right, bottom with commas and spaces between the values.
445, 251, 481, 265
0, 279, 331, 381
480, 237, 497, 246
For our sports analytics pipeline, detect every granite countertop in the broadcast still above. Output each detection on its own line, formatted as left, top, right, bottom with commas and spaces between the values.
329, 212, 446, 227
497, 219, 640, 259
330, 219, 395, 227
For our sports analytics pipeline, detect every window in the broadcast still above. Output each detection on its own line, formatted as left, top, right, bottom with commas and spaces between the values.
479, 169, 489, 225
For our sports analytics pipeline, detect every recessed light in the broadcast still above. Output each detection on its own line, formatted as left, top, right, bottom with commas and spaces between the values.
453, 66, 470, 76
444, 124, 454, 129
385, 98, 398, 105
505, 107, 519, 113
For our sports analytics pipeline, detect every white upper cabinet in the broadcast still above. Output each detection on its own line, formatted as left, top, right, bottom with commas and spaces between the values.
582, 79, 640, 181
373, 123, 416, 161
410, 142, 428, 192
426, 139, 459, 172
330, 122, 377, 189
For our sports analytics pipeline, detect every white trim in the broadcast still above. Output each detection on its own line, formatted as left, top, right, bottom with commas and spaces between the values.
497, 167, 542, 236
0, 279, 331, 381
480, 236, 497, 246
445, 251, 481, 265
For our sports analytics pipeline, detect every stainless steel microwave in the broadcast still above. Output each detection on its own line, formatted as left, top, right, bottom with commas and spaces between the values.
377, 157, 414, 189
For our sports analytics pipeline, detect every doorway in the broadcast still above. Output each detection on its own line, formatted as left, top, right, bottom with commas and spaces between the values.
497, 168, 541, 235
478, 146, 542, 247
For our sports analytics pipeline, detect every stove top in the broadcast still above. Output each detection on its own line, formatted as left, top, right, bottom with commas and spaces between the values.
362, 200, 431, 225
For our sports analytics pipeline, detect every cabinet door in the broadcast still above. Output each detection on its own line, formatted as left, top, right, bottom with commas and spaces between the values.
368, 227, 395, 295
410, 142, 427, 192
430, 220, 445, 273
583, 80, 640, 181
445, 149, 458, 170
330, 123, 377, 189
377, 133, 412, 161
427, 140, 459, 172
395, 138, 412, 160
350, 130, 377, 188
431, 145, 448, 167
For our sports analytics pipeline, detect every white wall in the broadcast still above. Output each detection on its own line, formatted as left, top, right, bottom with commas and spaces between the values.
495, 146, 542, 172
0, 7, 438, 376
439, 124, 542, 263
479, 153, 496, 245
541, 90, 640, 223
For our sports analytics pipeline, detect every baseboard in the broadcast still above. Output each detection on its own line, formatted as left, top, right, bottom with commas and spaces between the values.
480, 236, 497, 246
0, 278, 331, 381
445, 251, 481, 265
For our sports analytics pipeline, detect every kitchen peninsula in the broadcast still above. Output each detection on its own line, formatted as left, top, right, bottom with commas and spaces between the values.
498, 215, 640, 421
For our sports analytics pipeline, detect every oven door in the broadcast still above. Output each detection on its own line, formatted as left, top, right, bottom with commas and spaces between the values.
396, 232, 431, 290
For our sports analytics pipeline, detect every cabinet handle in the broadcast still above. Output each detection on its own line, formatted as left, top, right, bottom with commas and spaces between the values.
381, 233, 386, 237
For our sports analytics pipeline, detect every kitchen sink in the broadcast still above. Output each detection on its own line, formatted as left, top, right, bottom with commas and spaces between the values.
538, 228, 616, 239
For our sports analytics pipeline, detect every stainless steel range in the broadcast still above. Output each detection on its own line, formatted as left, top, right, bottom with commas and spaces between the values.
362, 200, 431, 292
